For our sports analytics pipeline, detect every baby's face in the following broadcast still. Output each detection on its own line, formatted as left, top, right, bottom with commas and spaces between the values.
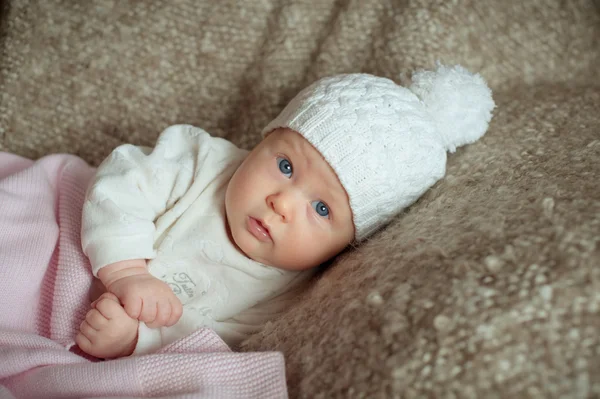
225, 128, 354, 271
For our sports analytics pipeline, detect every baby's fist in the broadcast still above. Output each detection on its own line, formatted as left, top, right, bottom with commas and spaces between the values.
76, 292, 138, 359
108, 273, 183, 328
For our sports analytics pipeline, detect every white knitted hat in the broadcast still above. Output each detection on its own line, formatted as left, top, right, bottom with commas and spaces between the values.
262, 64, 495, 241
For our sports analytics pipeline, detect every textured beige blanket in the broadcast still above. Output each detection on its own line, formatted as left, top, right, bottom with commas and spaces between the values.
1, 1, 599, 397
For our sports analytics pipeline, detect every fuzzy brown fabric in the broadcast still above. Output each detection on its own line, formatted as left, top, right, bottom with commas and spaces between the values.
1, 1, 599, 397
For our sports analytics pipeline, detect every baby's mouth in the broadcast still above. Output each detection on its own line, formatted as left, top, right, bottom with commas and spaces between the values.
257, 219, 269, 233
247, 216, 272, 242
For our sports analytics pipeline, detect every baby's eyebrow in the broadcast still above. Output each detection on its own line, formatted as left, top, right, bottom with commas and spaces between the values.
330, 186, 348, 207
282, 134, 302, 156
308, 159, 346, 205
318, 178, 344, 205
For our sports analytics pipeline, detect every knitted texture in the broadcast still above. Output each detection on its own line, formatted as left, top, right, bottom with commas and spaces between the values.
262, 66, 494, 240
0, 153, 288, 399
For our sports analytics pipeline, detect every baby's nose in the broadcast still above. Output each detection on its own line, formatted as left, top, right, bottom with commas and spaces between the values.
268, 192, 295, 222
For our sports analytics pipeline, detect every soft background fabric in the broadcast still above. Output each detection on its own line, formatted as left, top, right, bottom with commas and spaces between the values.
1, 1, 599, 397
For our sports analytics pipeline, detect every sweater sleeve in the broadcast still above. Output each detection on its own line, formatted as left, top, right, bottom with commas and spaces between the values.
82, 124, 216, 275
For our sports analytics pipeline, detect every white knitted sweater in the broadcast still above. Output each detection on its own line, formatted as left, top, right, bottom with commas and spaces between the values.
82, 124, 312, 352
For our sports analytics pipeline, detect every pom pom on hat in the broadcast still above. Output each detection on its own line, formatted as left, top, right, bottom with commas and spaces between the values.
409, 64, 495, 152
262, 64, 495, 241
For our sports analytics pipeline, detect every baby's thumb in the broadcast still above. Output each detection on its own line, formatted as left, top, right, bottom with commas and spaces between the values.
91, 292, 121, 308
121, 295, 143, 320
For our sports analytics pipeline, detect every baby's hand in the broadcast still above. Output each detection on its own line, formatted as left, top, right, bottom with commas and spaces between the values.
76, 292, 139, 359
98, 259, 183, 328
108, 273, 183, 328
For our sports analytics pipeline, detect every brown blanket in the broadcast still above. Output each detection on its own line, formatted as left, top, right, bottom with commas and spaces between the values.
1, 1, 599, 397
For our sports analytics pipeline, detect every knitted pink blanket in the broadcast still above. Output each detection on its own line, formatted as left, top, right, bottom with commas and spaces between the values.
0, 153, 287, 399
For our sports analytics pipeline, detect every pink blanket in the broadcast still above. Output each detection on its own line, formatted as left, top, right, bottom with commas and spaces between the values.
0, 153, 288, 398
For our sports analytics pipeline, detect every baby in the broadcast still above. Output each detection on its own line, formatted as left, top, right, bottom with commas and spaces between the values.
75, 64, 495, 358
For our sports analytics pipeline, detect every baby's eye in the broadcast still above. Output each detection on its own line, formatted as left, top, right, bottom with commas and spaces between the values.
312, 200, 330, 218
277, 157, 293, 178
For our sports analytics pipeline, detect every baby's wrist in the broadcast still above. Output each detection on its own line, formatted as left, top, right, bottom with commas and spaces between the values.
98, 259, 148, 288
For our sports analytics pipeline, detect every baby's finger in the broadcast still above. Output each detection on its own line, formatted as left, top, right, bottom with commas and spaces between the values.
84, 309, 109, 330
92, 292, 120, 310
75, 332, 93, 352
79, 319, 98, 337
147, 300, 171, 328
94, 297, 124, 320
138, 299, 158, 324
167, 298, 183, 327
122, 295, 143, 320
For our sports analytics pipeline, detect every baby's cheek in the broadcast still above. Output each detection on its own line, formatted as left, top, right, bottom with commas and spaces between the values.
276, 234, 324, 270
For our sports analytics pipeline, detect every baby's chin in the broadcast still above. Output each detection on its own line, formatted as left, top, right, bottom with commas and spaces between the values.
239, 242, 316, 271
226, 224, 277, 267
257, 253, 320, 271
